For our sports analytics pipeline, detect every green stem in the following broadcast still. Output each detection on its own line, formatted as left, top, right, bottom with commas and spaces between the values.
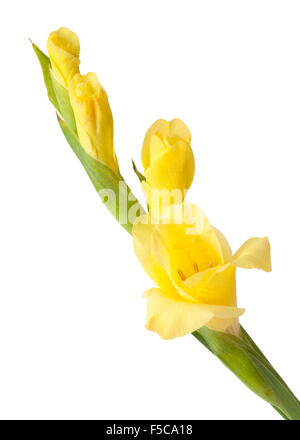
193, 327, 300, 420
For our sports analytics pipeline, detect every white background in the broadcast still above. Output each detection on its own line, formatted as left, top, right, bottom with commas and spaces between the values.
0, 0, 299, 420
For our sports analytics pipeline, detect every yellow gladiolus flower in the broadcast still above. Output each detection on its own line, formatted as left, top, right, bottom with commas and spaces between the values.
141, 119, 195, 211
47, 27, 80, 87
133, 203, 271, 339
69, 72, 119, 174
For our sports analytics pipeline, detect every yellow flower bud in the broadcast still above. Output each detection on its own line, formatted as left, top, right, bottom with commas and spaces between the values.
68, 72, 119, 174
141, 119, 195, 211
47, 27, 80, 87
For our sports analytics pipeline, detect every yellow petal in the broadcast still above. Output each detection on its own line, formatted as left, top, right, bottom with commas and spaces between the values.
233, 237, 272, 272
68, 73, 119, 174
213, 227, 233, 263
182, 263, 237, 307
169, 119, 192, 144
141, 181, 151, 206
149, 134, 168, 165
143, 288, 214, 339
47, 27, 80, 87
206, 316, 242, 336
142, 120, 169, 169
145, 139, 195, 192
143, 288, 244, 339
203, 304, 244, 320
132, 216, 180, 299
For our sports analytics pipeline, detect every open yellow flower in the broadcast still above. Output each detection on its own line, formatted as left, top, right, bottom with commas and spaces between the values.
69, 72, 119, 174
133, 203, 271, 339
47, 27, 80, 87
141, 119, 195, 212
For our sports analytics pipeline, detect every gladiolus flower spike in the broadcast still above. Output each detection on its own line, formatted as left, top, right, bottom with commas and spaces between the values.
31, 28, 300, 420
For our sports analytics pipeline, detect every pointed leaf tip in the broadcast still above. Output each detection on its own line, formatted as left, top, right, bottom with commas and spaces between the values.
132, 159, 145, 183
